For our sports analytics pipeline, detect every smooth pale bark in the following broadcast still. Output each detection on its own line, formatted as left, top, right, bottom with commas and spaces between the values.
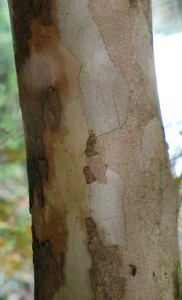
8, 0, 181, 299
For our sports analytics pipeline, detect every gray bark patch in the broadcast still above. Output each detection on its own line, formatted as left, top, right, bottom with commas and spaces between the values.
89, 169, 126, 247
88, 155, 107, 184
139, 117, 164, 171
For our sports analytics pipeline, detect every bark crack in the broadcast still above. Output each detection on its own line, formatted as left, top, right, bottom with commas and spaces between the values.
112, 96, 121, 126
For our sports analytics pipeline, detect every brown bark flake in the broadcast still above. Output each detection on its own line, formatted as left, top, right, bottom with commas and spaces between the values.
86, 218, 126, 300
32, 227, 65, 300
83, 166, 96, 184
85, 130, 98, 157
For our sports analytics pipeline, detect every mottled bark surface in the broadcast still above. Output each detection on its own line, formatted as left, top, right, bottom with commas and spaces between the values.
8, 1, 67, 298
9, 0, 181, 299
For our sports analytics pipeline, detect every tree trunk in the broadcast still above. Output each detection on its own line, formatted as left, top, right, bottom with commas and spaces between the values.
8, 0, 181, 299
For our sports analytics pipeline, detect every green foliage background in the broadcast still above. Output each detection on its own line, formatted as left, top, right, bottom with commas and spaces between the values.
0, 3, 32, 299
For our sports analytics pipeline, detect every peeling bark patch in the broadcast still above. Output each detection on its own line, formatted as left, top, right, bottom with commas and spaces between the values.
85, 133, 107, 184
85, 130, 98, 157
83, 166, 96, 184
25, 85, 49, 212
32, 229, 65, 300
24, 82, 61, 212
31, 202, 67, 298
26, 85, 60, 212
28, 156, 48, 211
86, 218, 126, 299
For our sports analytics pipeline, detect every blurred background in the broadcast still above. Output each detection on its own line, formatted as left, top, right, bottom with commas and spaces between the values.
0, 0, 181, 299
0, 2, 33, 299
152, 0, 182, 180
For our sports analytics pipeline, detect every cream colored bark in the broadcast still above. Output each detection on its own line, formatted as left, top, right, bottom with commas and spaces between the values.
9, 0, 180, 299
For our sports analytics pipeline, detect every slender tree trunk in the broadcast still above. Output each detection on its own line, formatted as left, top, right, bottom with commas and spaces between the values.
8, 0, 181, 299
